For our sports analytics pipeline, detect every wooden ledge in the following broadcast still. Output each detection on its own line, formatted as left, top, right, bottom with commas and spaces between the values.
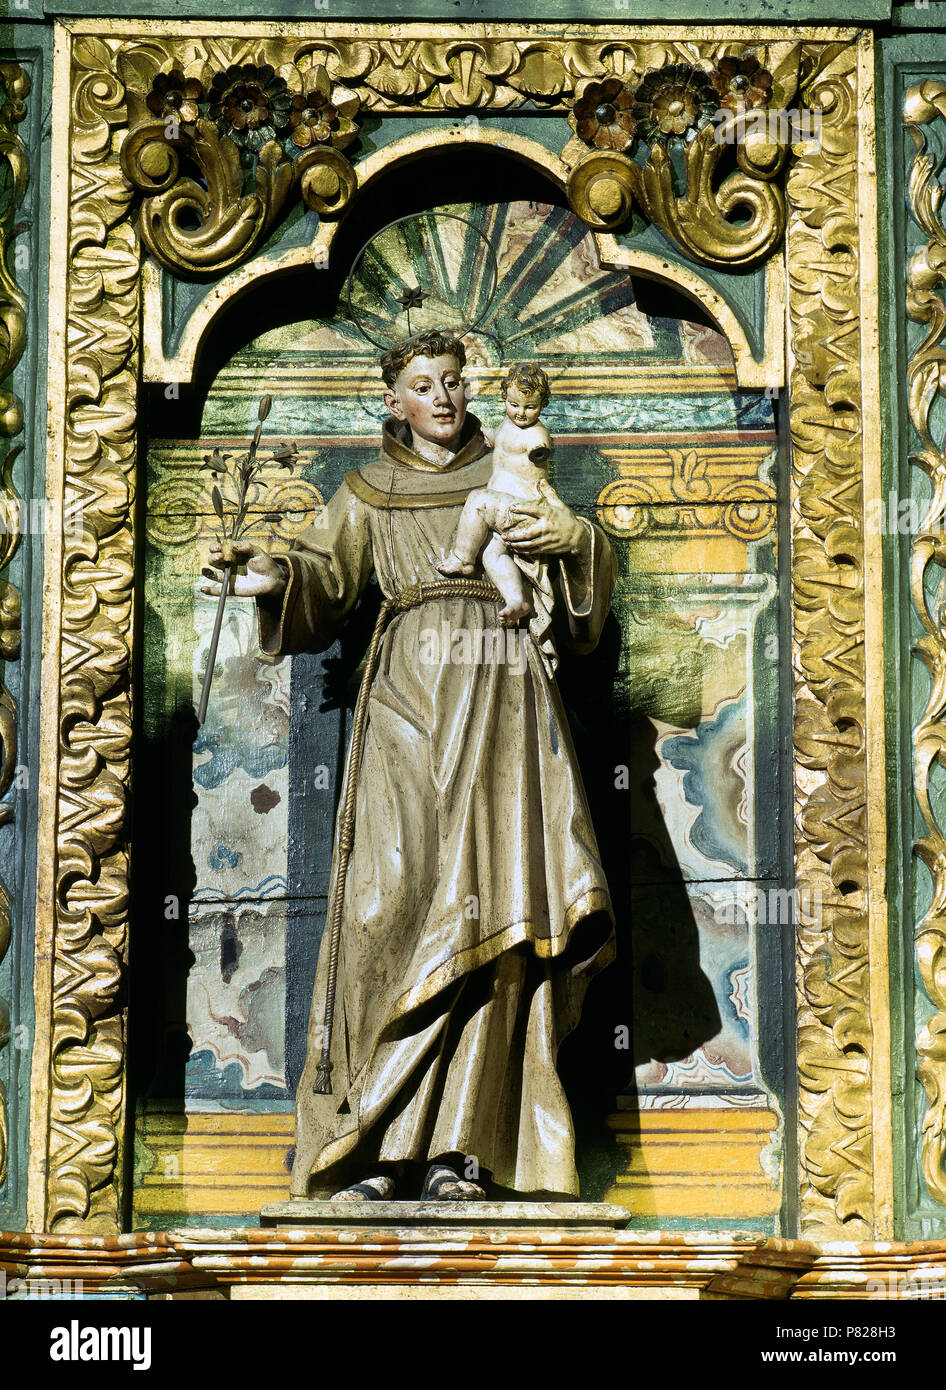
1, 1228, 944, 1299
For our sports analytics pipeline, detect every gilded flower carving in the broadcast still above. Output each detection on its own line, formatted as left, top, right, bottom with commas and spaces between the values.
711, 54, 773, 115
632, 64, 717, 144
288, 66, 359, 151
572, 77, 637, 152
145, 69, 204, 125
208, 63, 292, 152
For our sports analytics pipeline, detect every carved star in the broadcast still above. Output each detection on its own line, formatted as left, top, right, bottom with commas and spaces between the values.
395, 286, 425, 310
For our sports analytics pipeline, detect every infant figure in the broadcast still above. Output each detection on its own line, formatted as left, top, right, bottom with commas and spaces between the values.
438, 363, 555, 626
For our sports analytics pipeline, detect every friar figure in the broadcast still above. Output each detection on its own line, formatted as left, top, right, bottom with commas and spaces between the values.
203, 329, 616, 1202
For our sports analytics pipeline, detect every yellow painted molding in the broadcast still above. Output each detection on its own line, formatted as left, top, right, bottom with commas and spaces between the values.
135, 1112, 294, 1218
605, 1109, 781, 1220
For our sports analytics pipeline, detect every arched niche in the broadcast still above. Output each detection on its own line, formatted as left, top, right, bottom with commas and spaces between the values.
141, 128, 783, 395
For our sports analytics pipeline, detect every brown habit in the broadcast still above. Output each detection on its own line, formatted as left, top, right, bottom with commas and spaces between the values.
257, 416, 616, 1197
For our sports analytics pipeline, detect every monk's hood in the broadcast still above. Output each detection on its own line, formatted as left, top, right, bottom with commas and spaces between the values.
344, 414, 492, 508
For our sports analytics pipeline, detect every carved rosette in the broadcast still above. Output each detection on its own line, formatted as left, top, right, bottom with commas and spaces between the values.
43, 37, 138, 1230
118, 50, 362, 276
0, 58, 27, 1195
904, 78, 946, 1209
112, 36, 808, 277
786, 46, 875, 1237
566, 58, 790, 266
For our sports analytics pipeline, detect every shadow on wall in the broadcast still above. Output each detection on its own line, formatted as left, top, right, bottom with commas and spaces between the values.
555, 605, 721, 1200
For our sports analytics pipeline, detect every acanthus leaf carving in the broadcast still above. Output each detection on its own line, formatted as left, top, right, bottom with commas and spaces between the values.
787, 44, 874, 1239
0, 57, 26, 1195
905, 75, 946, 1209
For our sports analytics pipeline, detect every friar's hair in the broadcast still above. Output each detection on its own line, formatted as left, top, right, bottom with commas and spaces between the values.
379, 330, 467, 387
500, 362, 551, 409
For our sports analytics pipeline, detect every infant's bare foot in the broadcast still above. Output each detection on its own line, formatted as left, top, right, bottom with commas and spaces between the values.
331, 1175, 395, 1201
499, 599, 533, 627
437, 552, 476, 577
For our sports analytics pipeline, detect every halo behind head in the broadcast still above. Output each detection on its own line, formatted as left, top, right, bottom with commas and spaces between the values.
344, 211, 498, 351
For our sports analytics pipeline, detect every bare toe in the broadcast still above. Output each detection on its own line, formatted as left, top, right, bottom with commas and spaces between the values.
499, 602, 532, 627
438, 555, 474, 577
454, 1180, 486, 1200
332, 1175, 395, 1201
422, 1163, 485, 1200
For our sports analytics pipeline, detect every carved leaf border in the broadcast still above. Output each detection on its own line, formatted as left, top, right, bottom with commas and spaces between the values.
0, 57, 27, 1202
42, 35, 138, 1231
904, 78, 946, 1210
786, 40, 884, 1238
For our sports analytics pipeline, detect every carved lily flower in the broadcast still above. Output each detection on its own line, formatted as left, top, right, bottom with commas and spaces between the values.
632, 64, 717, 145
209, 63, 292, 153
572, 77, 637, 153
271, 442, 298, 469
711, 55, 773, 115
201, 449, 230, 476
146, 69, 204, 125
290, 65, 360, 151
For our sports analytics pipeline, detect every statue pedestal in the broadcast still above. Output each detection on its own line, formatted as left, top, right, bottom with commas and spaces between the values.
259, 1200, 629, 1229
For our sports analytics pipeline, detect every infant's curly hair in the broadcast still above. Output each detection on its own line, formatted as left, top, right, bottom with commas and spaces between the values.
500, 363, 551, 409
379, 330, 467, 388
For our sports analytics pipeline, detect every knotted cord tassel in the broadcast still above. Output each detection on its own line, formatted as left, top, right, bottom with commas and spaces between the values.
312, 1060, 333, 1096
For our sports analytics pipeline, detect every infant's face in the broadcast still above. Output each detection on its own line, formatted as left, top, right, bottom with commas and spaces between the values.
504, 387, 543, 428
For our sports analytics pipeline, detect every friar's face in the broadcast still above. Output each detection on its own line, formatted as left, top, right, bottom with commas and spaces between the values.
383, 353, 467, 450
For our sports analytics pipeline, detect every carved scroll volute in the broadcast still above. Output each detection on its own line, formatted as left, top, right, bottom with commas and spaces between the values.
905, 77, 946, 1209
568, 131, 786, 267
118, 51, 360, 277
114, 42, 802, 278
565, 57, 791, 267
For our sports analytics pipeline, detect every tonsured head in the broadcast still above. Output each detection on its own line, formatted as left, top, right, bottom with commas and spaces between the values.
381, 330, 468, 449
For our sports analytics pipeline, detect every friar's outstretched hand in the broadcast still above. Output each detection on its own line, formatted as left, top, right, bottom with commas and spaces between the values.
200, 542, 288, 599
503, 479, 586, 558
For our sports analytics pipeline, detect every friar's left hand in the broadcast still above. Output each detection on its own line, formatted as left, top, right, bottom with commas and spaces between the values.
502, 479, 586, 557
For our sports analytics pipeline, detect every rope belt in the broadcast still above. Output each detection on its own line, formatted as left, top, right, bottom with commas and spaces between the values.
312, 576, 503, 1094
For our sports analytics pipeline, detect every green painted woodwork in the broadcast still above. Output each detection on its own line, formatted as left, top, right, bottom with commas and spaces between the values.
5, 2, 894, 24
881, 33, 946, 1240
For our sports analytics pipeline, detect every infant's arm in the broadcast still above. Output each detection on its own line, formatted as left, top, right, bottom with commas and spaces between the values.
522, 421, 551, 465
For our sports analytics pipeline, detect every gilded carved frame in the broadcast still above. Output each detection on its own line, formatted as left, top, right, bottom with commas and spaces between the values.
27, 20, 892, 1238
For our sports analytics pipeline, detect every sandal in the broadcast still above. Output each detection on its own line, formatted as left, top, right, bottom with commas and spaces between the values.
420, 1162, 485, 1200
331, 1175, 395, 1201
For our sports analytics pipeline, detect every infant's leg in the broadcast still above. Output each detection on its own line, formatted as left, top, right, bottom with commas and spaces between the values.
481, 533, 532, 627
438, 489, 497, 576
